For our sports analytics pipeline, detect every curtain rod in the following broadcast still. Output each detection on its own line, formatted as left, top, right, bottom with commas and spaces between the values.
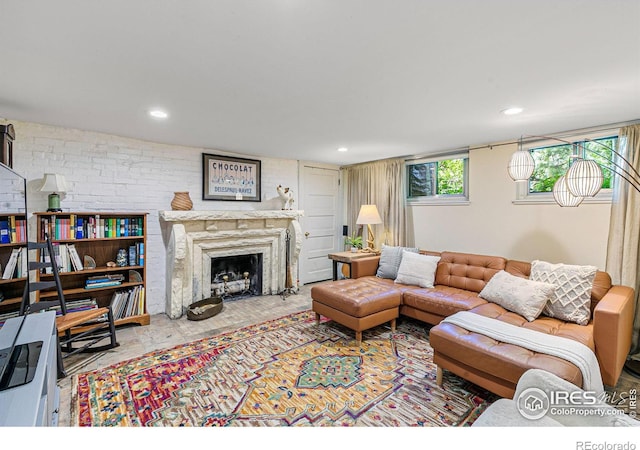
473, 119, 640, 151
344, 119, 640, 168
403, 119, 640, 161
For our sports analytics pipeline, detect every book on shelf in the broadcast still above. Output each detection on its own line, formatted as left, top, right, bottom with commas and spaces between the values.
2, 248, 20, 279
137, 242, 144, 266
76, 216, 84, 239
67, 244, 84, 271
128, 245, 136, 266
16, 247, 27, 278
16, 218, 26, 243
84, 280, 122, 289
0, 220, 9, 244
58, 243, 70, 273
9, 216, 16, 243
86, 274, 124, 285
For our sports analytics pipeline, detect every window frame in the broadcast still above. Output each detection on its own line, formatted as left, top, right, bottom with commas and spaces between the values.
513, 133, 616, 205
405, 152, 470, 206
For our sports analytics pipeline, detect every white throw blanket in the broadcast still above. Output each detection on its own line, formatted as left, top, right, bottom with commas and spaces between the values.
441, 311, 604, 395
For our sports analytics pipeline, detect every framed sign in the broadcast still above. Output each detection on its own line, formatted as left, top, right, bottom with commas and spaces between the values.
203, 153, 261, 202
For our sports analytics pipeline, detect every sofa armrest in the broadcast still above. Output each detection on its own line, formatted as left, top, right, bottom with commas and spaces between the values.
350, 256, 381, 278
593, 284, 635, 386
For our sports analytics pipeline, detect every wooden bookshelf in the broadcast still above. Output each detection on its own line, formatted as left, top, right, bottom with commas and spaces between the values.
0, 213, 28, 322
34, 212, 150, 327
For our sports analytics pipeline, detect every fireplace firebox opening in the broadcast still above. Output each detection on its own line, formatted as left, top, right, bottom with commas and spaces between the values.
211, 253, 263, 300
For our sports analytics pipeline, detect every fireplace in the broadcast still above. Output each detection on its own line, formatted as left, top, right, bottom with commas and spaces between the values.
160, 210, 304, 319
211, 253, 263, 299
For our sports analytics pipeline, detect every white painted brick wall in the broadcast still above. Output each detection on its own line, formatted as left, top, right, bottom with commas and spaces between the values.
1, 119, 300, 315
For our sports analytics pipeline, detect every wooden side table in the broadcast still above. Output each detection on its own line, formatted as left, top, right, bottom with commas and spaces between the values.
327, 250, 379, 280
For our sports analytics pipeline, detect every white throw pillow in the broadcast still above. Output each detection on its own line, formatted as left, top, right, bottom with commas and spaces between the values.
376, 244, 419, 279
530, 260, 598, 326
478, 270, 557, 322
394, 251, 440, 288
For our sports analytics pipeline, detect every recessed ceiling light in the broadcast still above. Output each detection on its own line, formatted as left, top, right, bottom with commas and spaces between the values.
501, 107, 523, 116
149, 109, 169, 119
337, 147, 348, 152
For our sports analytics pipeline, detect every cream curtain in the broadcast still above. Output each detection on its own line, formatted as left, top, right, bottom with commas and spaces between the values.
605, 124, 640, 352
343, 158, 410, 248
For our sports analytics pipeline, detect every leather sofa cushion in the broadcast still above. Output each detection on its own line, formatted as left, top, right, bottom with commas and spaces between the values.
435, 251, 507, 293
403, 286, 488, 318
469, 302, 595, 350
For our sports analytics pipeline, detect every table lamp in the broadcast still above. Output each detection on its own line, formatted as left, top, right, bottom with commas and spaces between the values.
40, 173, 68, 212
356, 204, 382, 251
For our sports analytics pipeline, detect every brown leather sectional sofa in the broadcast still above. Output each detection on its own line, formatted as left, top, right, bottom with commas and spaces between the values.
318, 250, 635, 398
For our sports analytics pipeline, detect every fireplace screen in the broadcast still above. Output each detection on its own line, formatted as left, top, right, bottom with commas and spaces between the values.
211, 253, 263, 300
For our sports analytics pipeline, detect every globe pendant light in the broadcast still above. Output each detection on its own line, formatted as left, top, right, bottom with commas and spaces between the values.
553, 175, 583, 207
507, 139, 535, 181
565, 159, 604, 197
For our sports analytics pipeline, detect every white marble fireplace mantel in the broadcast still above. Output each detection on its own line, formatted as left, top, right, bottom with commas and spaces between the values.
159, 210, 304, 319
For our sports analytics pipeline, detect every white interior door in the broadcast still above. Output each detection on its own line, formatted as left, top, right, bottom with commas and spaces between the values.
298, 164, 341, 284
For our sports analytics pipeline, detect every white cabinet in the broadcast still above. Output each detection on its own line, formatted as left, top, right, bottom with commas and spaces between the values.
0, 311, 59, 426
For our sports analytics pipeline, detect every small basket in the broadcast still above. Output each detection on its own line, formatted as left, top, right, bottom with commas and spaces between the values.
187, 296, 223, 321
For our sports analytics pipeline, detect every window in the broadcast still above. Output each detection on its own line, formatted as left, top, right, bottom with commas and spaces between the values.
406, 153, 469, 204
514, 135, 617, 204
529, 136, 617, 194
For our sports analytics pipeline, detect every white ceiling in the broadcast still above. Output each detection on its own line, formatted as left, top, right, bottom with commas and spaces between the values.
1, 1, 639, 166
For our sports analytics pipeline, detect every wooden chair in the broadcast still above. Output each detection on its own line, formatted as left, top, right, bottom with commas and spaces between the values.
20, 233, 118, 377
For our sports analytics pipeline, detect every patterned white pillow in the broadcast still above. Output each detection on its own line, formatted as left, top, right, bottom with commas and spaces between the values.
394, 251, 441, 288
376, 245, 419, 279
530, 260, 598, 325
478, 270, 557, 321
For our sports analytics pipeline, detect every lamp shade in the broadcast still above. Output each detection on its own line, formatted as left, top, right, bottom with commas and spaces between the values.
507, 150, 535, 181
39, 173, 68, 193
565, 159, 603, 197
356, 204, 382, 225
552, 175, 583, 207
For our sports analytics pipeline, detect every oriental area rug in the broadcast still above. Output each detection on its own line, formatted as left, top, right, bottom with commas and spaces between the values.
72, 310, 498, 426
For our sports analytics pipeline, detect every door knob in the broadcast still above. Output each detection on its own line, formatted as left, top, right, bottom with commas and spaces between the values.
304, 232, 310, 237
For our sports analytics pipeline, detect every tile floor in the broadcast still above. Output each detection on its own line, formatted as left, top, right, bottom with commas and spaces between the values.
55, 282, 640, 426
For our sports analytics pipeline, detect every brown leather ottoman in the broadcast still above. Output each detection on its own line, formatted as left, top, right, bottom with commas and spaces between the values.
311, 279, 401, 344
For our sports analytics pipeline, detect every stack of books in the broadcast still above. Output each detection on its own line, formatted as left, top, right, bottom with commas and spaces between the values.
51, 297, 102, 317
2, 247, 27, 279
84, 274, 124, 289
110, 286, 145, 319
0, 216, 27, 244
